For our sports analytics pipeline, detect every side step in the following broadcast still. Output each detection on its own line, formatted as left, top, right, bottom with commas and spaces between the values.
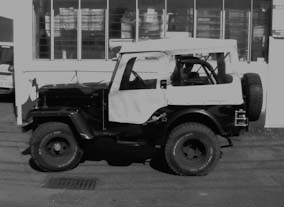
116, 140, 148, 147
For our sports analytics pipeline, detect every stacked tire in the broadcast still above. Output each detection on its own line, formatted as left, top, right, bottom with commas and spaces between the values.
241, 73, 263, 121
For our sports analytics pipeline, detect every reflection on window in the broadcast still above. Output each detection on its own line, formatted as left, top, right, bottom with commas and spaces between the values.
120, 53, 165, 90
81, 0, 106, 59
33, 0, 51, 59
109, 0, 136, 58
225, 0, 250, 61
109, 0, 135, 39
197, 0, 222, 39
54, 0, 78, 59
252, 0, 271, 62
167, 0, 194, 38
139, 0, 165, 40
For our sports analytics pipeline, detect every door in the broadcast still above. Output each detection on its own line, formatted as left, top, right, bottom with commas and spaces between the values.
109, 52, 168, 124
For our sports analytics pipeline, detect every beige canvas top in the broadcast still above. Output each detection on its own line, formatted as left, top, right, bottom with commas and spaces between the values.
120, 38, 238, 55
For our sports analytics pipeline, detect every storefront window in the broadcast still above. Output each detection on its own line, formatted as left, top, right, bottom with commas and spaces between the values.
109, 0, 135, 39
53, 0, 78, 59
225, 0, 250, 61
167, 0, 194, 38
109, 0, 136, 58
32, 0, 272, 63
138, 0, 165, 40
252, 0, 271, 62
0, 17, 13, 42
197, 0, 222, 39
81, 0, 106, 59
33, 0, 51, 59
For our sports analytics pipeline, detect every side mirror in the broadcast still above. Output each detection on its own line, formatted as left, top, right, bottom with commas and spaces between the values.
8, 65, 14, 72
160, 80, 168, 89
112, 57, 119, 61
112, 54, 120, 61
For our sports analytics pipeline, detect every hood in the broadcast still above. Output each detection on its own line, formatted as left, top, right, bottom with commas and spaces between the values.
40, 81, 109, 95
37, 81, 109, 108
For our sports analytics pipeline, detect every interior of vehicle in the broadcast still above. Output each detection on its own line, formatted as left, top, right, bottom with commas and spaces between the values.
170, 53, 233, 86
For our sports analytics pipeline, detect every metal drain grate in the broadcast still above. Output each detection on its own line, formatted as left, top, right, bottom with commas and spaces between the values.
43, 176, 97, 190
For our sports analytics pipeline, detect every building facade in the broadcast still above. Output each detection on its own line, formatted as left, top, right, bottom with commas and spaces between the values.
33, 0, 271, 62
7, 0, 283, 125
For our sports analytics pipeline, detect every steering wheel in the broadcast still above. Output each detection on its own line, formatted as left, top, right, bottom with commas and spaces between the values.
131, 70, 147, 88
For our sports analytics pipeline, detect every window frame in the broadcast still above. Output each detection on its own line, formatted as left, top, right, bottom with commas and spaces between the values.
32, 0, 271, 63
119, 52, 167, 91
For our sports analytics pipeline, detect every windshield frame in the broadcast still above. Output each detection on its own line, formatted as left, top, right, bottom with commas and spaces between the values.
108, 54, 122, 90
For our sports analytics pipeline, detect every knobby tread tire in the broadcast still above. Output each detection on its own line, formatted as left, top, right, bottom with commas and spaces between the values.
242, 73, 263, 121
31, 122, 83, 172
165, 122, 220, 176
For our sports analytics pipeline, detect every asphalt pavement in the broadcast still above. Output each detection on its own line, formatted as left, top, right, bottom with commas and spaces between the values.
0, 98, 284, 207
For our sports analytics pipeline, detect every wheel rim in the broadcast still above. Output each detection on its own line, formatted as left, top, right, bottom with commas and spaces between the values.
182, 140, 205, 161
46, 138, 70, 157
173, 133, 212, 171
39, 134, 77, 168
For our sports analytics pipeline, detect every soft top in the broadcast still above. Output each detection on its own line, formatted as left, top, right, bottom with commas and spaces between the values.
119, 38, 237, 55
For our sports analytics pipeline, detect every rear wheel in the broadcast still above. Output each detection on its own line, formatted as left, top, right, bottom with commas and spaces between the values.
165, 123, 220, 176
31, 122, 83, 172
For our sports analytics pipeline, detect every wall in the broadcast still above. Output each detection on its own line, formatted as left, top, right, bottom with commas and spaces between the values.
265, 37, 284, 127
0, 0, 16, 19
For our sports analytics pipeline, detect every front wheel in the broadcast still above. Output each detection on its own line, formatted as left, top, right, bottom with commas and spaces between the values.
31, 122, 83, 172
165, 123, 220, 176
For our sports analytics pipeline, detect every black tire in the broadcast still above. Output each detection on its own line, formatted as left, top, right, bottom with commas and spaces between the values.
31, 122, 83, 172
242, 73, 263, 121
165, 123, 220, 176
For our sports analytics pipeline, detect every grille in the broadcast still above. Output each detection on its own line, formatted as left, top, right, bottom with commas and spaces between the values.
43, 176, 97, 190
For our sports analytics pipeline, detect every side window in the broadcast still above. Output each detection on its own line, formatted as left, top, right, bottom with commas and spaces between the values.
170, 56, 218, 86
119, 54, 162, 90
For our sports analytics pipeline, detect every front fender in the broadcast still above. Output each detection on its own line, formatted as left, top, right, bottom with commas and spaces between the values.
25, 108, 94, 140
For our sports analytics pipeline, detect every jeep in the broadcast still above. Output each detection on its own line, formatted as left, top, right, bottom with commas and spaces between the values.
25, 38, 263, 176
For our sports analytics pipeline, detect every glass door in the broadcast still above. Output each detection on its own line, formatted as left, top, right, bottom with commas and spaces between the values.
33, 0, 51, 59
